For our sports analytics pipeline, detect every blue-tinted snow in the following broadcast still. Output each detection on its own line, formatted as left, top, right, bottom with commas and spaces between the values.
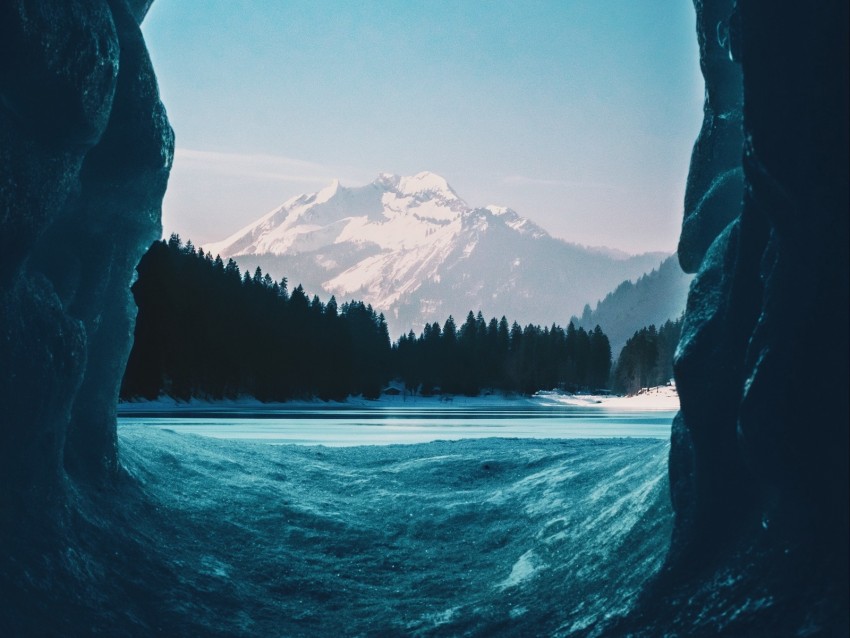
118, 427, 672, 636
117, 403, 676, 446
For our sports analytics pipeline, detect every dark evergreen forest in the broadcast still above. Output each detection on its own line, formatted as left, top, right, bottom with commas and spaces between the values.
395, 314, 611, 396
610, 318, 682, 394
121, 237, 620, 401
121, 235, 391, 401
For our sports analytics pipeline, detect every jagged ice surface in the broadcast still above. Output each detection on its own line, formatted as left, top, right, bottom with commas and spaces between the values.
120, 431, 671, 637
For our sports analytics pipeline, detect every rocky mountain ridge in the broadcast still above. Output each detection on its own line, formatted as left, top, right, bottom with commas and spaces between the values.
206, 171, 669, 336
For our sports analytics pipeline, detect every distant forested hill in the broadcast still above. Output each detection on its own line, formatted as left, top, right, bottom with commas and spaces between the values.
572, 255, 692, 358
611, 318, 682, 394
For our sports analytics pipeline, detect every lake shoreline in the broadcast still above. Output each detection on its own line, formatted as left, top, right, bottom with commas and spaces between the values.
118, 384, 679, 414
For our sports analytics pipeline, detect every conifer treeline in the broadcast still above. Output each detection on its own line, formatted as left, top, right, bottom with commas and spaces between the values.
120, 236, 615, 401
121, 235, 391, 401
394, 313, 611, 396
610, 318, 682, 394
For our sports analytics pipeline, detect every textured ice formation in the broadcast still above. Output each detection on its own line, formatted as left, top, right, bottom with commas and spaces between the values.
608, 1, 849, 634
677, 0, 744, 274
0, 0, 172, 511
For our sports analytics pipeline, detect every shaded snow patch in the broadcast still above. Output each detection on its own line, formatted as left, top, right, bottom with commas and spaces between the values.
496, 549, 542, 590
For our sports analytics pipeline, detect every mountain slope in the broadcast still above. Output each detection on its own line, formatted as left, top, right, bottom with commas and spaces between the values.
205, 172, 669, 337
572, 255, 692, 357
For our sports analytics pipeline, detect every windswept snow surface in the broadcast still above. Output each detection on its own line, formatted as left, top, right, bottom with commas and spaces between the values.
115, 430, 672, 636
535, 385, 680, 411
108, 392, 678, 633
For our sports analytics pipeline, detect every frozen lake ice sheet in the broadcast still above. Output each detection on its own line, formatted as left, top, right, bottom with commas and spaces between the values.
117, 428, 672, 636
117, 404, 677, 445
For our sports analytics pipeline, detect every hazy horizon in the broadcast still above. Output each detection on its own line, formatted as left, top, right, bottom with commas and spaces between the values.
143, 1, 703, 255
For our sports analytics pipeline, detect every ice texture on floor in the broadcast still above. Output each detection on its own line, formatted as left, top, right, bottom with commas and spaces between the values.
107, 429, 671, 636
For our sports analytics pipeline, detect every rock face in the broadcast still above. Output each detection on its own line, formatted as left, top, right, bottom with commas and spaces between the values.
614, 0, 849, 634
0, 0, 172, 508
677, 0, 744, 275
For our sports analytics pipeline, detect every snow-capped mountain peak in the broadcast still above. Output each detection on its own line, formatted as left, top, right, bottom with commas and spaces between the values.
396, 171, 457, 197
373, 171, 458, 198
204, 172, 669, 336
313, 178, 341, 204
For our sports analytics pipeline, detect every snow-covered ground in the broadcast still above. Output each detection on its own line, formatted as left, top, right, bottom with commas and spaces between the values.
101, 390, 678, 633
535, 384, 680, 410
118, 385, 679, 413
113, 429, 673, 635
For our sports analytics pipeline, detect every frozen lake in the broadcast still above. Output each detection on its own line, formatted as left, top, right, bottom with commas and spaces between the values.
106, 400, 679, 634
110, 427, 673, 636
117, 403, 676, 446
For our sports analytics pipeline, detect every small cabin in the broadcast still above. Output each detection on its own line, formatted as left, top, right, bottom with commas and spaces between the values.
382, 382, 404, 396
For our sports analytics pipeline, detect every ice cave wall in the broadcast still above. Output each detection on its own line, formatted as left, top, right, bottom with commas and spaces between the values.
635, 0, 848, 633
674, 0, 848, 564
0, 0, 172, 514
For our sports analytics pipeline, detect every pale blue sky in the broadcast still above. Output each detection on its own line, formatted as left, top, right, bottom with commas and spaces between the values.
143, 1, 703, 253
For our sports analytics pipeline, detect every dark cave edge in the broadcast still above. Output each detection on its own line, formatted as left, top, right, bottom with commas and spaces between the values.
606, 1, 849, 635
0, 0, 172, 514
1, 3, 173, 630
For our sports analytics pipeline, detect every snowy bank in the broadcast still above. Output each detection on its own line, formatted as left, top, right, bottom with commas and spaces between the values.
534, 385, 680, 411
118, 385, 679, 413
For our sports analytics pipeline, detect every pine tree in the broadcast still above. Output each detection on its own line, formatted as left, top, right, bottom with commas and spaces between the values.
123, 242, 618, 402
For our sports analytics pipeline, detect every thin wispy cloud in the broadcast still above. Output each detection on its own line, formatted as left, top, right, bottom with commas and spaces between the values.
504, 174, 621, 191
504, 174, 571, 187
174, 147, 356, 185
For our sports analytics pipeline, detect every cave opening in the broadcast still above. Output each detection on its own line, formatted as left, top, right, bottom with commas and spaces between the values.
2, 1, 847, 636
